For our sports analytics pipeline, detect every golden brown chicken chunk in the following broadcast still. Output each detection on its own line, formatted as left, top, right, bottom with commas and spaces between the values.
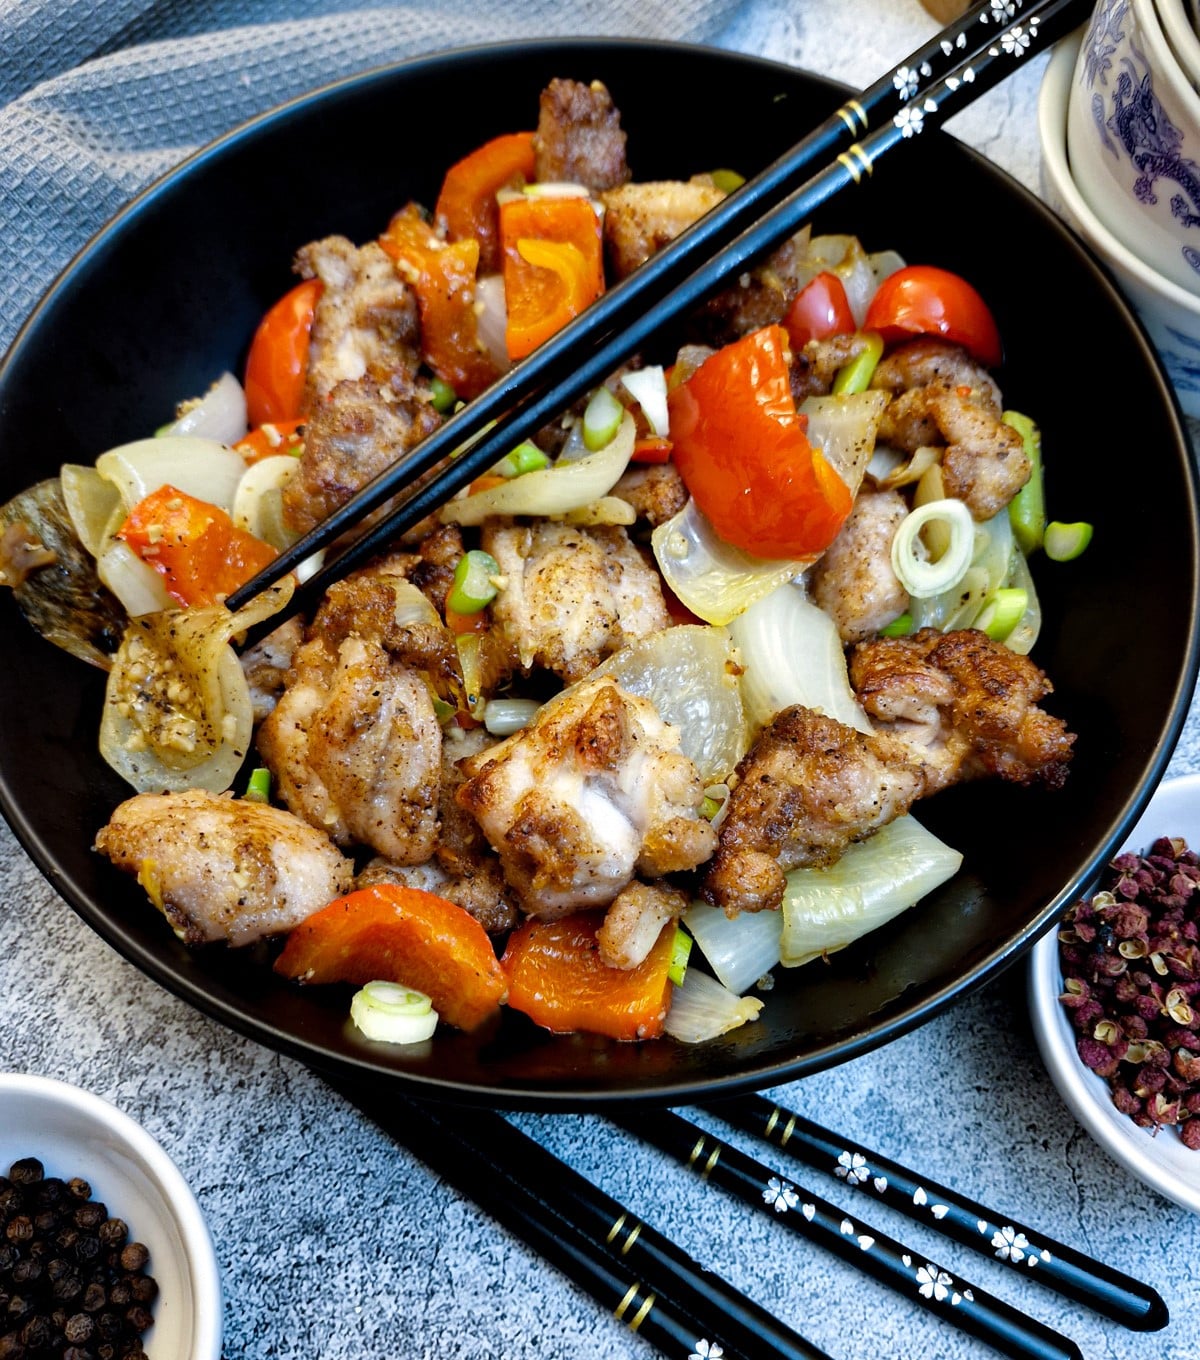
533, 78, 630, 191
95, 790, 352, 947
457, 676, 716, 919
256, 636, 442, 864
600, 178, 726, 278
700, 706, 928, 915
482, 520, 670, 684
809, 487, 910, 643
849, 628, 1075, 791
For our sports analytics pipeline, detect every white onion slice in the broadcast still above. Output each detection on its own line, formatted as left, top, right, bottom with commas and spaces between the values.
161, 371, 248, 445
440, 412, 635, 524
728, 582, 870, 734
99, 580, 294, 794
96, 540, 175, 616
800, 390, 889, 491
482, 698, 541, 735
590, 624, 748, 782
232, 454, 300, 549
908, 508, 1015, 632
474, 274, 510, 373
1001, 546, 1042, 656
652, 499, 804, 625
96, 437, 249, 514
60, 464, 121, 558
779, 815, 962, 968
662, 968, 764, 1043
681, 900, 782, 995
620, 366, 669, 437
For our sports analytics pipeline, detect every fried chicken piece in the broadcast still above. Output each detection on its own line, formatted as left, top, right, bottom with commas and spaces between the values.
790, 333, 875, 401
295, 236, 422, 405
870, 340, 1028, 521
457, 676, 716, 918
611, 461, 688, 527
597, 879, 689, 970
850, 628, 1075, 791
405, 523, 466, 617
281, 236, 440, 535
700, 707, 928, 915
256, 635, 442, 864
482, 520, 669, 683
809, 488, 910, 643
600, 178, 725, 278
533, 78, 630, 191
241, 616, 304, 722
95, 790, 352, 947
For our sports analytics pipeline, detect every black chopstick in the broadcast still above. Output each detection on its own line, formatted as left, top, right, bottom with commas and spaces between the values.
612, 1108, 1084, 1360
329, 1079, 834, 1360
224, 0, 1085, 617
702, 1094, 1170, 1333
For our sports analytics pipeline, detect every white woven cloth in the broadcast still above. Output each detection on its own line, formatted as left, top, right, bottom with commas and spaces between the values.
0, 0, 745, 355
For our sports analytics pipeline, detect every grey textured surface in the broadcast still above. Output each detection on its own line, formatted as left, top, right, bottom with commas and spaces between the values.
2, 1, 1199, 1357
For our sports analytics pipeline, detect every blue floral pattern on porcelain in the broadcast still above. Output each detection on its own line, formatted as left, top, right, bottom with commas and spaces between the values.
1082, 0, 1200, 277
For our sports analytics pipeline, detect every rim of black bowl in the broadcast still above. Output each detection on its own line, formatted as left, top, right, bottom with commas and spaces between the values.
0, 37, 1197, 1109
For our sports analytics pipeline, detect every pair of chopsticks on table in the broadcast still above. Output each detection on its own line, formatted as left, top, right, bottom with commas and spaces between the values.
226, 0, 1095, 624
333, 1080, 1168, 1360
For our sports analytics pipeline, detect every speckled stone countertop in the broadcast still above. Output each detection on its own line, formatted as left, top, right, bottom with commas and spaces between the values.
3, 3, 1200, 1358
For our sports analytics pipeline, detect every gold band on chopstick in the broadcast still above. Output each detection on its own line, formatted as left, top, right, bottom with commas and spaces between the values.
836, 143, 874, 183
606, 1213, 643, 1255
686, 1134, 722, 1181
613, 1282, 656, 1332
835, 98, 868, 134
763, 1104, 797, 1147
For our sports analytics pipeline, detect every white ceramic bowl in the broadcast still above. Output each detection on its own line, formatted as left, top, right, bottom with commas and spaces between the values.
1042, 29, 1200, 415
1067, 0, 1200, 294
0, 1074, 223, 1358
1029, 773, 1200, 1215
1157, 0, 1200, 91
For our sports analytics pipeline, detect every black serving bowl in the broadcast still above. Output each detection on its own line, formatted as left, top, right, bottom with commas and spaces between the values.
0, 39, 1195, 1108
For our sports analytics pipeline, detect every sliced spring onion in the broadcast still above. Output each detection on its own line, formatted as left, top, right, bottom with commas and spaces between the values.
700, 794, 722, 821
662, 967, 764, 1043
482, 697, 541, 735
160, 371, 248, 445
668, 927, 693, 986
974, 586, 1028, 642
447, 549, 500, 615
1044, 520, 1093, 562
582, 386, 625, 450
908, 507, 1013, 633
243, 767, 271, 803
779, 815, 962, 968
620, 366, 670, 438
891, 498, 975, 599
1002, 546, 1042, 655
441, 412, 635, 525
831, 331, 884, 395
429, 377, 458, 413
709, 168, 745, 193
349, 981, 438, 1045
1003, 410, 1045, 555
728, 582, 871, 735
682, 900, 782, 995
494, 441, 550, 477
880, 612, 913, 638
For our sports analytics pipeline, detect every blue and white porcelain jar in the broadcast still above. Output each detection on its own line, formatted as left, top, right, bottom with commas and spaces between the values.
1068, 0, 1200, 295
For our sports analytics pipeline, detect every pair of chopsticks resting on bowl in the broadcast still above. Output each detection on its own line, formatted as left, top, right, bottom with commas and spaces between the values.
332, 1079, 1168, 1360
225, 0, 1094, 623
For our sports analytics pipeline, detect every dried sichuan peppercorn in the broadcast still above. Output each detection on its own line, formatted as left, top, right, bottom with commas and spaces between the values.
0, 1157, 157, 1358
1058, 835, 1200, 1146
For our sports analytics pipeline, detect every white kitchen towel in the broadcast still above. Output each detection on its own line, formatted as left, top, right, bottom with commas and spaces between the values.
0, 0, 746, 354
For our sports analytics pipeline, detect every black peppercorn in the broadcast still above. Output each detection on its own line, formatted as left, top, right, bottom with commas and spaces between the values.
0, 1158, 156, 1358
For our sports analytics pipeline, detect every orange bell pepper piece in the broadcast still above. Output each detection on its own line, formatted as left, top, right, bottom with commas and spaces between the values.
631, 436, 673, 464
667, 323, 853, 560
234, 417, 306, 465
380, 203, 501, 400
116, 485, 278, 608
435, 130, 537, 273
274, 883, 507, 1032
501, 910, 674, 1041
499, 195, 604, 361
